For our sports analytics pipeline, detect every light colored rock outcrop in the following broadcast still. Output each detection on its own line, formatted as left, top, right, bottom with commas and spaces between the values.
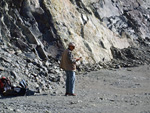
44, 0, 131, 63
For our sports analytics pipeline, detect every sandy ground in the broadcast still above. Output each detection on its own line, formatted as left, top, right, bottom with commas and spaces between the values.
0, 65, 150, 113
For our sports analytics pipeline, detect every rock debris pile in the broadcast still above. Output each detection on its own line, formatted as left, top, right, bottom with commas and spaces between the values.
0, 45, 63, 94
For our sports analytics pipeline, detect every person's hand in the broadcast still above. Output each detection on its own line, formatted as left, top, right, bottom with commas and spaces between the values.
76, 57, 82, 62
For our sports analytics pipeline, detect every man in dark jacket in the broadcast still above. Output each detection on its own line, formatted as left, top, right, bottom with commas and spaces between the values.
60, 42, 81, 96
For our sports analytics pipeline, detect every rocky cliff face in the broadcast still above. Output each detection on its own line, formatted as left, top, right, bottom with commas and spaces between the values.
0, 0, 150, 92
44, 0, 131, 63
1, 0, 150, 63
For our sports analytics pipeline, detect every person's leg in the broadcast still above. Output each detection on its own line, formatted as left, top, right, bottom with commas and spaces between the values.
65, 71, 70, 95
68, 71, 75, 95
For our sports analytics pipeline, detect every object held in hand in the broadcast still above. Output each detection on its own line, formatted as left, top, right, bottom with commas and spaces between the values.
76, 57, 82, 62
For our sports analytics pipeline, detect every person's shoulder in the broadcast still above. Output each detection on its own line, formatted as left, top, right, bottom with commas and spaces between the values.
65, 49, 71, 53
62, 49, 68, 53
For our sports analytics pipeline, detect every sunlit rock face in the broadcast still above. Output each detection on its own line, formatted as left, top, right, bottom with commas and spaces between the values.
0, 0, 150, 64
43, 0, 131, 63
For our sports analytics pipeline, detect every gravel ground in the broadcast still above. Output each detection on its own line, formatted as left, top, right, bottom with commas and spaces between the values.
0, 65, 150, 113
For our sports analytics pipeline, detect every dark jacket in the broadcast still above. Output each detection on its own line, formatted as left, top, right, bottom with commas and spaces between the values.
60, 49, 76, 71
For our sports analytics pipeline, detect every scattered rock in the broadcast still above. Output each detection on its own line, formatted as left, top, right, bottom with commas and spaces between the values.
0, 66, 4, 71
10, 71, 18, 79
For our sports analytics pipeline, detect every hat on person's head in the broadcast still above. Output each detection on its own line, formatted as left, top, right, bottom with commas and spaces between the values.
68, 42, 75, 47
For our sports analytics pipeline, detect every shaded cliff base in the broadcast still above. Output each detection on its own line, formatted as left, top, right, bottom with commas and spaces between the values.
78, 41, 150, 73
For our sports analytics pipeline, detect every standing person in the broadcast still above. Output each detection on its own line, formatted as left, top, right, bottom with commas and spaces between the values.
60, 42, 81, 96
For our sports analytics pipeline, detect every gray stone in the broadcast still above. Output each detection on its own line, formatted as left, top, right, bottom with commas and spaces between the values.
10, 71, 18, 79
0, 66, 4, 71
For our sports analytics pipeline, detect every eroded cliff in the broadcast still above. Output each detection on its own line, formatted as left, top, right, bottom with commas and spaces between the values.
0, 0, 150, 92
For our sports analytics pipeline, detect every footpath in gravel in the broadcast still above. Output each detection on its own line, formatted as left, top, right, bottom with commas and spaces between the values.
0, 65, 150, 113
